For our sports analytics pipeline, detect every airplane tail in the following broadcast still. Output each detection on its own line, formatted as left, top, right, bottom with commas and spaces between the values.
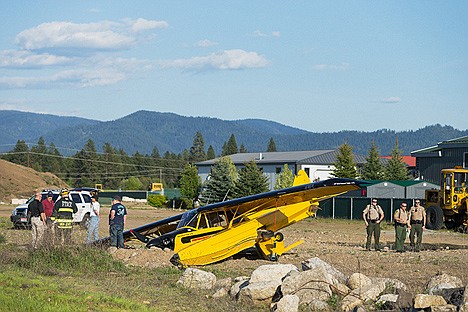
293, 169, 311, 186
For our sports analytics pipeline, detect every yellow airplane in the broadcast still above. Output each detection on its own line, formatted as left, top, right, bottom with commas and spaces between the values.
128, 170, 364, 266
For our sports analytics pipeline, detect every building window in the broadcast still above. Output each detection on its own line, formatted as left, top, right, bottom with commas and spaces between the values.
464, 152, 468, 168
276, 167, 281, 174
304, 168, 310, 177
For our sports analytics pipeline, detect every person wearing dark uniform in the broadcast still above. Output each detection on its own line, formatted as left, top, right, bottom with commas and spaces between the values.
51, 188, 78, 246
29, 192, 46, 249
393, 202, 409, 253
362, 198, 384, 251
109, 195, 127, 249
409, 199, 426, 252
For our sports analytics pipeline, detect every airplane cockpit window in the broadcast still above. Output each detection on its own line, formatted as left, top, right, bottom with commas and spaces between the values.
178, 210, 198, 229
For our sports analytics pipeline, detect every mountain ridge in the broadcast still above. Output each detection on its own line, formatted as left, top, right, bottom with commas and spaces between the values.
0, 110, 466, 156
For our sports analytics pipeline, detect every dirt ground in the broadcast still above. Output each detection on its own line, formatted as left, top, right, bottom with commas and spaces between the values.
1, 203, 467, 294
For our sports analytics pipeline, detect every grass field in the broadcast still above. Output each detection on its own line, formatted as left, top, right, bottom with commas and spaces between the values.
0, 216, 265, 312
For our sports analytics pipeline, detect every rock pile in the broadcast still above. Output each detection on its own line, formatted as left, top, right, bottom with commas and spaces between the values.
176, 257, 468, 312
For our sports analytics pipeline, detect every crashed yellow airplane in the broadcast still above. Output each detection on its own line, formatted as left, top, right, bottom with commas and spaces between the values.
126, 171, 364, 266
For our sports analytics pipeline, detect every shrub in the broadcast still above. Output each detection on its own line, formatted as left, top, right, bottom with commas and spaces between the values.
147, 194, 167, 207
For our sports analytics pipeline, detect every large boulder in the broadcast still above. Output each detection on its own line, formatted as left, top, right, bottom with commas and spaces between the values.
238, 280, 282, 304
229, 279, 249, 299
272, 294, 300, 312
426, 273, 464, 296
341, 281, 386, 312
376, 294, 399, 310
371, 277, 407, 292
348, 273, 372, 290
301, 257, 347, 285
250, 264, 299, 284
414, 294, 447, 309
176, 268, 217, 290
281, 266, 333, 304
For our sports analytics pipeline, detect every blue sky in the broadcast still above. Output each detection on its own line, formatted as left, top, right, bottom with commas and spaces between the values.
0, 1, 467, 132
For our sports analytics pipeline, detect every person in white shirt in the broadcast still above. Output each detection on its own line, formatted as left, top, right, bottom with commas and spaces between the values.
87, 196, 100, 243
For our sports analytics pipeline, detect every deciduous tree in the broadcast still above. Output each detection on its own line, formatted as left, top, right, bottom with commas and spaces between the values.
274, 164, 294, 189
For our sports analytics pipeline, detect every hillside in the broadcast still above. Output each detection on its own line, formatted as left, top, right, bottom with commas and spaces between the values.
0, 159, 68, 202
1, 110, 467, 156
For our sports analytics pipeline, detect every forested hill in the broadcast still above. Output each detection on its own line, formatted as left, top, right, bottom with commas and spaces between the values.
0, 110, 466, 156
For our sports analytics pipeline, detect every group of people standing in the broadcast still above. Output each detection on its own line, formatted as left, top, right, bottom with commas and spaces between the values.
363, 198, 426, 252
28, 188, 106, 248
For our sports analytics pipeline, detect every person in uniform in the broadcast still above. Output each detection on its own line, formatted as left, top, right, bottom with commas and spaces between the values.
51, 188, 78, 246
29, 192, 46, 249
393, 202, 409, 253
408, 199, 426, 252
362, 198, 384, 251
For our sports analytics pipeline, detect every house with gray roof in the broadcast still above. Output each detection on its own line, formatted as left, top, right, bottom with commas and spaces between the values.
411, 136, 468, 185
196, 150, 367, 190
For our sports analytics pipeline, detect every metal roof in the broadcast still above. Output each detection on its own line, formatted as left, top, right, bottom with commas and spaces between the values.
411, 135, 468, 156
196, 149, 367, 166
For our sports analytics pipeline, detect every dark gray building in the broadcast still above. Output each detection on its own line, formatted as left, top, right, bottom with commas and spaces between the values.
196, 150, 367, 190
411, 136, 468, 185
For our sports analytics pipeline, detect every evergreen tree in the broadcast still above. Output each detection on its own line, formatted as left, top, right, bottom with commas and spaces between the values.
5, 140, 29, 167
331, 143, 358, 179
233, 161, 269, 198
73, 139, 99, 186
30, 137, 47, 171
43, 143, 64, 174
274, 164, 294, 190
179, 163, 202, 202
222, 134, 238, 156
207, 145, 216, 160
267, 137, 277, 152
384, 138, 410, 180
189, 131, 207, 162
362, 140, 384, 180
201, 157, 237, 203
239, 144, 248, 153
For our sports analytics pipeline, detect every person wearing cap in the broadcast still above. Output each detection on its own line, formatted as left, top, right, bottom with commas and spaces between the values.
394, 202, 410, 253
109, 195, 127, 248
362, 198, 384, 251
41, 191, 56, 245
408, 199, 426, 252
87, 196, 100, 243
52, 188, 78, 245
29, 192, 46, 249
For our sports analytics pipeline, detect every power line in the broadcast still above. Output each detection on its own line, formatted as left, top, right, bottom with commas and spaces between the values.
1, 151, 184, 171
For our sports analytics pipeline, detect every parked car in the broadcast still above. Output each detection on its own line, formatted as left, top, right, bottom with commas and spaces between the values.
10, 188, 98, 229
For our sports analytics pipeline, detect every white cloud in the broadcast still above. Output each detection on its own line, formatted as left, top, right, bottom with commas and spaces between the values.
252, 30, 281, 38
160, 49, 270, 71
15, 19, 168, 51
129, 18, 168, 33
0, 50, 77, 68
382, 97, 401, 103
312, 63, 349, 71
0, 68, 126, 89
195, 39, 218, 47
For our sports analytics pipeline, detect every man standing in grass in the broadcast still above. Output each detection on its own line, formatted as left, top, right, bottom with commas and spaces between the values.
109, 196, 127, 249
29, 192, 46, 249
52, 188, 77, 246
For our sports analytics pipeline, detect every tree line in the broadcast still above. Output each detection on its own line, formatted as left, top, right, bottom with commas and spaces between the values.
2, 132, 410, 208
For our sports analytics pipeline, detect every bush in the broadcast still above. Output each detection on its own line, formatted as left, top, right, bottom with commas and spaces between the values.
147, 194, 167, 207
